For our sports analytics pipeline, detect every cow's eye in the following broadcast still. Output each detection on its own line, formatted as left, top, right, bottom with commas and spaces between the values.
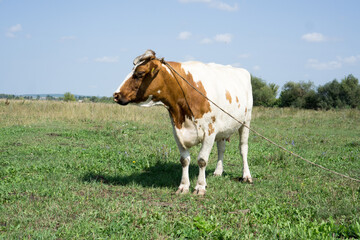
134, 71, 145, 79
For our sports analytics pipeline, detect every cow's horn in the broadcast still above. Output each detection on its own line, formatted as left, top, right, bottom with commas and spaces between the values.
133, 49, 156, 65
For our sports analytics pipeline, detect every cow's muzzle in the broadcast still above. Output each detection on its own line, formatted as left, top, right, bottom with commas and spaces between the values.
113, 92, 129, 105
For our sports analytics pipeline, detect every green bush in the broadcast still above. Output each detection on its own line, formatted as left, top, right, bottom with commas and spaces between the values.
278, 81, 316, 108
251, 76, 279, 107
63, 92, 76, 102
317, 74, 360, 109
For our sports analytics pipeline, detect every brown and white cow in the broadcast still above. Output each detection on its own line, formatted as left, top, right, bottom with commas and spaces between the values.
113, 50, 253, 195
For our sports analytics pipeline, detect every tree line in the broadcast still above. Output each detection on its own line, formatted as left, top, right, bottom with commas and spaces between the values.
2, 74, 360, 109
0, 93, 113, 103
252, 74, 360, 109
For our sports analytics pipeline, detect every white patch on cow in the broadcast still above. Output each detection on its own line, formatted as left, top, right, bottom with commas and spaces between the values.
162, 64, 172, 75
180, 62, 194, 76
173, 117, 204, 149
157, 89, 161, 94
115, 70, 134, 93
135, 95, 164, 107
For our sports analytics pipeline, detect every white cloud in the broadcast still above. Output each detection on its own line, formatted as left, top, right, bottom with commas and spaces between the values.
199, 33, 233, 44
214, 33, 232, 43
179, 0, 238, 12
306, 55, 360, 70
94, 56, 119, 63
5, 32, 16, 38
200, 38, 212, 44
301, 32, 327, 42
209, 1, 238, 11
238, 53, 250, 59
179, 0, 211, 2
61, 36, 77, 41
184, 55, 196, 61
253, 65, 261, 71
5, 24, 22, 38
178, 31, 192, 40
9, 24, 22, 32
306, 59, 341, 70
337, 55, 360, 64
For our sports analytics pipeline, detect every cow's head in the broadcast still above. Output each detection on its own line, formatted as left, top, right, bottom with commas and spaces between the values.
113, 50, 163, 106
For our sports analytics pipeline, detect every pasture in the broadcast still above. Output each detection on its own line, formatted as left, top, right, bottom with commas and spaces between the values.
0, 100, 359, 239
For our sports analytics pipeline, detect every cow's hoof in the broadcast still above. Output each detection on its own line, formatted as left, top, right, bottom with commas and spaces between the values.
193, 189, 206, 196
213, 171, 222, 176
175, 188, 189, 195
242, 177, 253, 184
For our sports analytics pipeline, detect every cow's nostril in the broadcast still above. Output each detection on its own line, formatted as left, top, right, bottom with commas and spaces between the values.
113, 93, 120, 102
113, 92, 129, 105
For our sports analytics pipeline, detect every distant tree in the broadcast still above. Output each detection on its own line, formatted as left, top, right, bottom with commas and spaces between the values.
251, 76, 279, 107
46, 95, 55, 100
340, 74, 360, 108
0, 94, 15, 99
100, 96, 114, 103
317, 75, 360, 109
82, 97, 91, 103
64, 92, 76, 102
279, 81, 316, 108
317, 80, 344, 109
303, 89, 319, 109
90, 96, 98, 102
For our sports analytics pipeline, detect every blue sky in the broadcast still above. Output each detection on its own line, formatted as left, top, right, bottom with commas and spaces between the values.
1, 0, 360, 97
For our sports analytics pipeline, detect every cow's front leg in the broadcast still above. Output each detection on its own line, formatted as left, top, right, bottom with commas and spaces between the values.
214, 140, 226, 176
176, 150, 191, 194
194, 136, 215, 195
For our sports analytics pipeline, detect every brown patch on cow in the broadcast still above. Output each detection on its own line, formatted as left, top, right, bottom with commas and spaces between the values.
211, 116, 216, 123
238, 104, 241, 108
180, 156, 189, 167
245, 107, 248, 114
208, 123, 215, 135
161, 61, 211, 128
198, 158, 207, 168
236, 96, 239, 103
225, 90, 232, 104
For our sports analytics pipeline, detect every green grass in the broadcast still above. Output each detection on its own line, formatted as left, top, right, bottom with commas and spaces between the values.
1, 100, 360, 239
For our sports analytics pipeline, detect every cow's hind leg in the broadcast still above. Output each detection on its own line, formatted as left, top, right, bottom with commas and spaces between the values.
239, 123, 253, 183
213, 140, 226, 176
194, 136, 215, 195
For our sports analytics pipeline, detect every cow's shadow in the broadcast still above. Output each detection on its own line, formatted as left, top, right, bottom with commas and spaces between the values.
82, 161, 215, 188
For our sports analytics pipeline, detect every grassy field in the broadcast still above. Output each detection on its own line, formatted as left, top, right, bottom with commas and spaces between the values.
1, 100, 359, 239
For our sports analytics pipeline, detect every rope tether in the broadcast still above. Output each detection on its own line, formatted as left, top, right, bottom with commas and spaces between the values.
159, 58, 360, 183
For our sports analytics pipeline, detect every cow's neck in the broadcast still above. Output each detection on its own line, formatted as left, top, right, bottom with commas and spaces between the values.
158, 62, 211, 129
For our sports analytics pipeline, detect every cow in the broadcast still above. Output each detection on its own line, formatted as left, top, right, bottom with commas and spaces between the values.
113, 50, 253, 195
